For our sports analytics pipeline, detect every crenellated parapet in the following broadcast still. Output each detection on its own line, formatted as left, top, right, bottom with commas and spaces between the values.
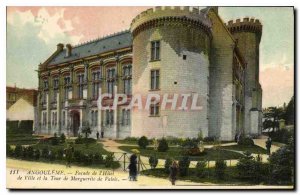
130, 6, 212, 38
226, 17, 262, 41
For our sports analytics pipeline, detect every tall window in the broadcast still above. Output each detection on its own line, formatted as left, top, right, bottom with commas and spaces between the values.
105, 110, 114, 126
42, 92, 47, 104
150, 103, 160, 116
123, 65, 132, 95
92, 70, 101, 99
52, 78, 58, 103
62, 111, 65, 127
91, 110, 98, 127
91, 111, 94, 127
53, 78, 59, 89
64, 76, 71, 100
43, 80, 48, 90
95, 111, 98, 127
77, 73, 84, 99
151, 40, 160, 61
42, 112, 47, 126
150, 70, 160, 90
122, 109, 130, 126
107, 68, 115, 96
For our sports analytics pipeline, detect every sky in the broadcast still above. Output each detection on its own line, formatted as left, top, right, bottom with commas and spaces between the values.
6, 6, 294, 108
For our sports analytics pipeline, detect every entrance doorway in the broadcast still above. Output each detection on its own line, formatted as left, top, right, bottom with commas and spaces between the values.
71, 111, 80, 137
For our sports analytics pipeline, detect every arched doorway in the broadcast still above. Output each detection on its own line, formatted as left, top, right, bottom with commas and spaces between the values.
71, 110, 80, 137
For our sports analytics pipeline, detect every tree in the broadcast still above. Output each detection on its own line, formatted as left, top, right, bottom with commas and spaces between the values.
268, 139, 294, 184
60, 133, 66, 143
263, 106, 285, 131
236, 151, 263, 182
81, 122, 91, 138
283, 96, 294, 125
164, 158, 172, 173
195, 161, 207, 178
158, 138, 169, 152
138, 136, 149, 149
215, 159, 227, 180
178, 156, 190, 176
149, 155, 158, 169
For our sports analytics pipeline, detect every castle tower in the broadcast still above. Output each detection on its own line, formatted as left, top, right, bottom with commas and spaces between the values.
227, 18, 263, 135
130, 6, 212, 138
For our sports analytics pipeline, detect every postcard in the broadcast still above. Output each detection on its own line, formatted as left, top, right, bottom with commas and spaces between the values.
6, 6, 295, 189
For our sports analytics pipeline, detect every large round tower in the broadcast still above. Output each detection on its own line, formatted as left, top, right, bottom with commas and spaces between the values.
226, 18, 263, 135
130, 6, 212, 138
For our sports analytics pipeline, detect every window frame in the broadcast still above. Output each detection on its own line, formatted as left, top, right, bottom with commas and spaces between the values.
149, 103, 160, 117
150, 40, 161, 61
150, 69, 160, 90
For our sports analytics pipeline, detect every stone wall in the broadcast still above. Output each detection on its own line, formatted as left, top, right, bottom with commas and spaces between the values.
208, 10, 236, 141
131, 12, 211, 138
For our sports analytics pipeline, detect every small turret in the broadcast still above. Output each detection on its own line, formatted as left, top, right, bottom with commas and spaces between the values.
226, 17, 262, 42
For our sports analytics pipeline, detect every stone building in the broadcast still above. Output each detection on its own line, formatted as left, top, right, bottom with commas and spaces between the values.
36, 6, 262, 140
6, 86, 38, 110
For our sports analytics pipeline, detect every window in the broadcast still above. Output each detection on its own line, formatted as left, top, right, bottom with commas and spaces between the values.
54, 112, 57, 126
151, 41, 160, 61
107, 68, 116, 96
105, 110, 114, 126
42, 112, 47, 126
91, 110, 98, 127
91, 111, 94, 127
123, 65, 132, 95
77, 73, 84, 99
62, 111, 65, 127
150, 103, 160, 116
183, 55, 187, 60
150, 70, 160, 90
122, 109, 130, 126
53, 78, 59, 89
42, 92, 47, 104
51, 112, 54, 127
43, 80, 48, 90
52, 78, 58, 103
92, 70, 101, 99
52, 90, 57, 103
95, 111, 98, 127
64, 76, 71, 100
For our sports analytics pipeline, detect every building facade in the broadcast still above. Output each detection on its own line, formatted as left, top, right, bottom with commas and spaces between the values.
36, 6, 263, 140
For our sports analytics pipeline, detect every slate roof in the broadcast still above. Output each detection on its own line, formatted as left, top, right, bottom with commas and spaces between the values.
47, 30, 132, 66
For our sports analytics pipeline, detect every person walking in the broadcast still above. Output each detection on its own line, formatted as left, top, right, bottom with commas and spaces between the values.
169, 160, 179, 186
128, 153, 138, 181
96, 131, 99, 140
101, 130, 104, 139
266, 137, 272, 155
65, 144, 73, 168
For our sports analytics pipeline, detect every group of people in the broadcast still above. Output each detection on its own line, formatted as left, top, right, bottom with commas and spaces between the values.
127, 153, 179, 185
96, 131, 104, 140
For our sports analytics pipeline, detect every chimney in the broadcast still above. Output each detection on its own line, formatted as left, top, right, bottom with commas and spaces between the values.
66, 44, 72, 57
57, 43, 64, 51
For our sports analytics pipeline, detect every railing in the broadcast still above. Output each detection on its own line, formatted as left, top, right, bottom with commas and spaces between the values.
108, 151, 239, 175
